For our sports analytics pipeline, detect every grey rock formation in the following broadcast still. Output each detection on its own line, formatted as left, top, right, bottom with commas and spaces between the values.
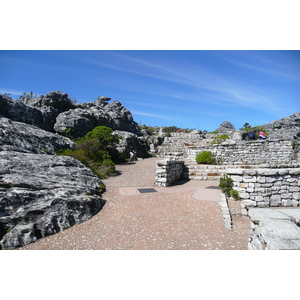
113, 131, 148, 159
0, 94, 55, 132
263, 112, 300, 139
215, 121, 235, 133
54, 100, 141, 138
21, 91, 74, 110
0, 151, 105, 249
0, 117, 75, 154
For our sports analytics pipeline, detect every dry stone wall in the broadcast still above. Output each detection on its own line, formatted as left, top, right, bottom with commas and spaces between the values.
157, 132, 205, 158
155, 159, 184, 187
188, 139, 296, 164
226, 164, 300, 209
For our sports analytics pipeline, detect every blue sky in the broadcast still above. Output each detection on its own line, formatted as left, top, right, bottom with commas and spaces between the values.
0, 50, 299, 132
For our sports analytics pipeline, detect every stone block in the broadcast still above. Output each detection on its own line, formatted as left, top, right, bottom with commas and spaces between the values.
240, 192, 250, 199
270, 195, 281, 206
293, 192, 300, 200
239, 183, 248, 188
289, 168, 300, 175
257, 169, 279, 176
266, 177, 276, 183
282, 199, 293, 207
281, 193, 292, 199
255, 196, 264, 202
244, 200, 256, 207
231, 175, 243, 182
278, 169, 289, 175
243, 177, 257, 183
257, 202, 269, 208
257, 176, 266, 183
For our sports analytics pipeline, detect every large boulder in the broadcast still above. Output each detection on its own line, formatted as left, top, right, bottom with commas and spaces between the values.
0, 117, 75, 154
0, 151, 105, 249
215, 121, 235, 133
54, 100, 141, 138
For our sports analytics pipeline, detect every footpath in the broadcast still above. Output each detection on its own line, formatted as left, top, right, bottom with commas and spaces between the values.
21, 157, 251, 250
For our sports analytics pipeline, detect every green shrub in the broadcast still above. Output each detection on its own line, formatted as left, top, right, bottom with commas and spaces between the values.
219, 174, 233, 198
230, 189, 241, 200
195, 151, 216, 164
58, 126, 119, 179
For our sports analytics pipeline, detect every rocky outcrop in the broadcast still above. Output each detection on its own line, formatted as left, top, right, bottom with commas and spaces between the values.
21, 91, 74, 110
54, 99, 141, 138
113, 131, 149, 159
0, 117, 75, 154
262, 112, 300, 139
0, 151, 105, 249
215, 121, 235, 133
0, 94, 55, 132
1, 92, 141, 137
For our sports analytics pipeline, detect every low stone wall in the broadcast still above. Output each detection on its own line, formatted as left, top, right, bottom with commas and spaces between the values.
155, 160, 184, 187
188, 139, 296, 164
227, 164, 300, 209
157, 132, 205, 158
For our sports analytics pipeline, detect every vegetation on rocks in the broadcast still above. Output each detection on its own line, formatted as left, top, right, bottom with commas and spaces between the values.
195, 151, 216, 164
58, 126, 121, 178
210, 134, 229, 145
219, 174, 234, 198
219, 175, 241, 200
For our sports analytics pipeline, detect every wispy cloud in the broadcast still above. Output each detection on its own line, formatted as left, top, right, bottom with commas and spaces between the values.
131, 110, 182, 121
222, 54, 300, 83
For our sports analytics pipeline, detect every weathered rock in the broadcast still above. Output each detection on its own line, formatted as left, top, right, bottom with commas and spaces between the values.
0, 94, 55, 132
248, 208, 300, 250
0, 117, 75, 154
113, 130, 148, 159
103, 101, 140, 134
21, 91, 74, 110
215, 121, 235, 133
0, 151, 105, 249
54, 100, 141, 138
263, 112, 300, 139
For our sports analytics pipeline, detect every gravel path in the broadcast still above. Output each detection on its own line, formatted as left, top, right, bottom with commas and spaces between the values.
21, 157, 251, 250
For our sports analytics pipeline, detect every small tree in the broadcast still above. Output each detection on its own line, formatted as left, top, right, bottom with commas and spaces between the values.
219, 174, 233, 198
241, 122, 251, 130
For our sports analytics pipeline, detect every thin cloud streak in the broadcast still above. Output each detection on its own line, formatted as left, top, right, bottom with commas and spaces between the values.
131, 110, 183, 121
223, 56, 300, 83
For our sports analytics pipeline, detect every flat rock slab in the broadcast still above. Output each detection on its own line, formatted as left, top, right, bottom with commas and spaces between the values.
248, 208, 300, 250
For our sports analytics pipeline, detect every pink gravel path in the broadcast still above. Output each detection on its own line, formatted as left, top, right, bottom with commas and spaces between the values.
21, 157, 251, 250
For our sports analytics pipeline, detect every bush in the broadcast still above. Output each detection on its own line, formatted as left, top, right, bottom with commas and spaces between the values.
58, 126, 119, 178
219, 174, 233, 198
230, 189, 241, 200
195, 151, 216, 164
